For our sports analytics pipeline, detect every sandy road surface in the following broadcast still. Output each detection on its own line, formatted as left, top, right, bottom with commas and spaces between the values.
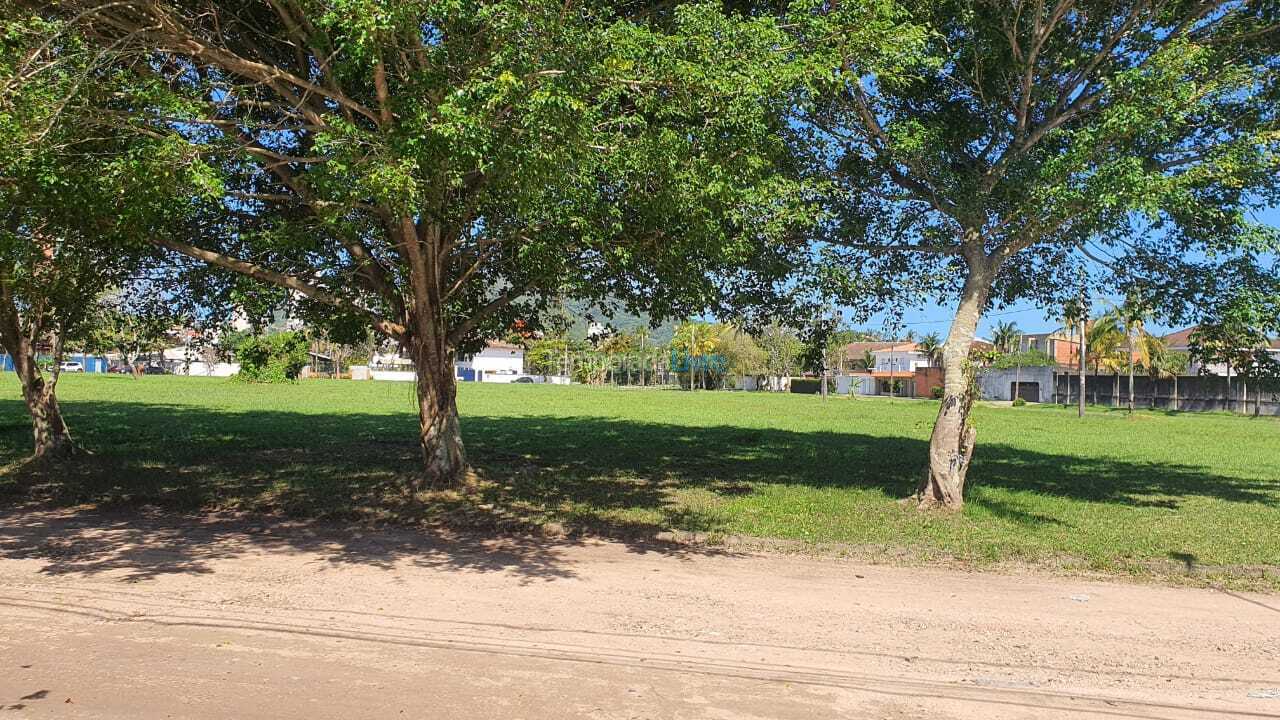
0, 509, 1277, 719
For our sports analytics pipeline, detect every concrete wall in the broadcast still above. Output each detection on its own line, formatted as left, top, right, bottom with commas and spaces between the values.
172, 361, 240, 377
733, 376, 795, 392
977, 366, 1056, 402
369, 369, 417, 382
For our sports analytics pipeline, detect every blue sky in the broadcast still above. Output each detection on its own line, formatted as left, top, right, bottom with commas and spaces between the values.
858, 207, 1280, 341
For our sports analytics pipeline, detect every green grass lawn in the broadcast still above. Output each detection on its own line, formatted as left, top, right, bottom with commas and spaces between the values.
2, 375, 1277, 585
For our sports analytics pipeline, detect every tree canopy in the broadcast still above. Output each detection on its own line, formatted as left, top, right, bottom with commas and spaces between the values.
795, 0, 1280, 508
0, 11, 195, 455
38, 0, 869, 483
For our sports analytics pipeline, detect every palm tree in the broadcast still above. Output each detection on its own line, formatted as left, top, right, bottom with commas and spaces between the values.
1085, 314, 1124, 406
1141, 335, 1171, 409
1113, 298, 1155, 413
917, 332, 943, 368
991, 321, 1020, 355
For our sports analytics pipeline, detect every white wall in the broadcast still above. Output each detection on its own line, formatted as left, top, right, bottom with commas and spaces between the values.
370, 369, 417, 382
838, 375, 875, 395
872, 351, 928, 373
977, 366, 1055, 401
173, 361, 240, 377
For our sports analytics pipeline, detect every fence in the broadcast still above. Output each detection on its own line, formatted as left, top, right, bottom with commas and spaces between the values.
1051, 372, 1280, 416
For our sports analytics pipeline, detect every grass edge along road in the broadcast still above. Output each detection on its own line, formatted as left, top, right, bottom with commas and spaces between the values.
2, 375, 1277, 590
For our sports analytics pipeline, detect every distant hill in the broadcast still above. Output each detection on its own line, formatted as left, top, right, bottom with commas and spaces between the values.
561, 299, 677, 344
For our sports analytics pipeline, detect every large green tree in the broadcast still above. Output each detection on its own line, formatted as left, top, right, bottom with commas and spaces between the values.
0, 12, 182, 457
50, 0, 847, 486
799, 0, 1280, 509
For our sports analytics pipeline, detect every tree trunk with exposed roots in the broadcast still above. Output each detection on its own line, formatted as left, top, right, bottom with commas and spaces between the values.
916, 258, 993, 511
0, 282, 76, 459
23, 374, 75, 459
411, 337, 466, 489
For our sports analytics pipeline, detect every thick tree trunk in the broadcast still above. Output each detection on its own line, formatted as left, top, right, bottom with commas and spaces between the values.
23, 375, 74, 459
411, 340, 466, 488
916, 259, 992, 511
0, 282, 76, 459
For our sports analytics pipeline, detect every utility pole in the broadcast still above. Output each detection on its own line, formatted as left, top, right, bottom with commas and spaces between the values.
1078, 283, 1088, 419
889, 346, 896, 399
1013, 333, 1024, 402
821, 341, 829, 401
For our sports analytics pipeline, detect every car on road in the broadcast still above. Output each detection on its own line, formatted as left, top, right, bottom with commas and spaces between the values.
58, 361, 84, 373
142, 364, 167, 375
514, 376, 535, 384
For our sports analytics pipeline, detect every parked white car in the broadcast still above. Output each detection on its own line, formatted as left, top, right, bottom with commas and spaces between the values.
58, 361, 84, 373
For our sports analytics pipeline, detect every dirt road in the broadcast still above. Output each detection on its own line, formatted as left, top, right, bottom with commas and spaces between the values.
0, 509, 1277, 719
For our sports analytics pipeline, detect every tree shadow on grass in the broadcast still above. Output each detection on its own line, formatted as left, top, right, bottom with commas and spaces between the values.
459, 411, 1277, 508
0, 506, 599, 583
0, 399, 1274, 580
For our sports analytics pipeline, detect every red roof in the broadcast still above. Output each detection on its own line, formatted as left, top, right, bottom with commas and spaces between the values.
1162, 326, 1198, 348
486, 340, 523, 351
876, 342, 920, 353
843, 341, 896, 359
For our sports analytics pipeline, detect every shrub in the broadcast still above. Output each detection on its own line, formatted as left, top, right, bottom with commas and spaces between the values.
235, 332, 309, 383
1012, 397, 1027, 407
990, 349, 1056, 369
789, 377, 835, 394
930, 385, 944, 399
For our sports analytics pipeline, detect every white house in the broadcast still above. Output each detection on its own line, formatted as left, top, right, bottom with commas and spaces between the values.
861, 342, 929, 396
871, 343, 932, 374
455, 341, 525, 382
360, 341, 526, 382
1164, 327, 1280, 377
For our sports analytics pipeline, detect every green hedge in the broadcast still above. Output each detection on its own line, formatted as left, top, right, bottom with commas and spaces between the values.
789, 378, 835, 394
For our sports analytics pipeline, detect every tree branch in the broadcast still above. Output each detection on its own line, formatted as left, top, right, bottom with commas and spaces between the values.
152, 236, 406, 339
446, 282, 532, 348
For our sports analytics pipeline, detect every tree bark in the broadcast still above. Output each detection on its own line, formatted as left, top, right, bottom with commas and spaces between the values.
23, 372, 74, 459
411, 338, 466, 488
0, 281, 75, 459
916, 257, 993, 511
